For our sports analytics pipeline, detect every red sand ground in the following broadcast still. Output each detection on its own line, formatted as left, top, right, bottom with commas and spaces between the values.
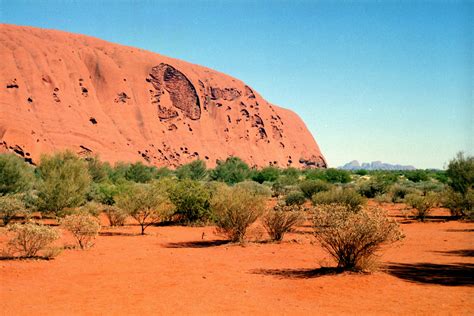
1, 203, 473, 315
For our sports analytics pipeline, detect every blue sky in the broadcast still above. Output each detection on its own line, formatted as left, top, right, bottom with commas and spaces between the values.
1, 0, 472, 169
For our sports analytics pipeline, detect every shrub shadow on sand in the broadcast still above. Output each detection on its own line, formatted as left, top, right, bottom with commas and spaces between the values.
163, 240, 231, 248
250, 267, 343, 279
385, 262, 474, 286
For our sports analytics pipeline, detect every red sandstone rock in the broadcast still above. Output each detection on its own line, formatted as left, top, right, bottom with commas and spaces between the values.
0, 24, 326, 168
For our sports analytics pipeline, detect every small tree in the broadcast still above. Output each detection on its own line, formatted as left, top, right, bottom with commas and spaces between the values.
211, 186, 265, 243
61, 213, 101, 249
125, 162, 155, 183
35, 151, 91, 216
251, 166, 280, 184
263, 209, 303, 242
235, 181, 272, 198
168, 179, 211, 224
176, 160, 208, 181
313, 204, 404, 271
210, 156, 250, 184
444, 152, 474, 218
7, 223, 60, 257
116, 183, 175, 234
0, 153, 34, 194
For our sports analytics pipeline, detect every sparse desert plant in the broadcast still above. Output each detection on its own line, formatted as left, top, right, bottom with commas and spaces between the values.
104, 205, 129, 226
389, 183, 418, 203
262, 209, 303, 242
210, 186, 265, 243
285, 191, 306, 206
313, 204, 404, 271
0, 194, 26, 225
404, 192, 439, 222
312, 188, 365, 212
61, 213, 101, 249
6, 223, 60, 257
35, 151, 91, 216
299, 179, 331, 199
116, 183, 175, 234
168, 179, 211, 224
235, 181, 272, 198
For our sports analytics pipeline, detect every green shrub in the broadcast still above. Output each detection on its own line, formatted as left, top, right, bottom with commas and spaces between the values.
446, 152, 474, 197
305, 168, 351, 184
313, 204, 404, 271
312, 188, 366, 212
176, 160, 207, 181
103, 205, 129, 226
263, 209, 303, 242
116, 183, 175, 234
35, 151, 91, 216
285, 191, 306, 206
61, 213, 101, 249
168, 179, 211, 224
299, 179, 331, 199
210, 186, 265, 243
251, 166, 280, 184
0, 194, 26, 225
442, 188, 474, 219
125, 162, 156, 183
0, 153, 34, 194
88, 182, 122, 205
403, 170, 429, 183
390, 183, 417, 203
6, 223, 60, 257
356, 173, 397, 198
404, 192, 439, 222
235, 181, 272, 198
85, 155, 111, 183
210, 157, 250, 184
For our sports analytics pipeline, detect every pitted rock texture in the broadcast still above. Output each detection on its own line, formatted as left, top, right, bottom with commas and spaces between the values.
0, 24, 326, 168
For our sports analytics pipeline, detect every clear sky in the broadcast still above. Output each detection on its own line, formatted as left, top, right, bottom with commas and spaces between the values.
1, 0, 472, 169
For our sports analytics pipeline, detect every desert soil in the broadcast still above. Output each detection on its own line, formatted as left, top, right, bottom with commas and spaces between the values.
1, 202, 473, 315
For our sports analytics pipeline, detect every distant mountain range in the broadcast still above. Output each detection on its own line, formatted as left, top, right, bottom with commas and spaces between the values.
339, 160, 416, 171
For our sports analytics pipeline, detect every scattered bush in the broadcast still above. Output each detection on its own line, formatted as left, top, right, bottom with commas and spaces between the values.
312, 188, 365, 212
0, 194, 26, 225
446, 152, 474, 196
313, 204, 404, 271
251, 166, 280, 184
235, 181, 272, 198
85, 155, 111, 183
389, 183, 417, 203
0, 153, 34, 194
285, 191, 306, 206
210, 157, 250, 184
263, 209, 303, 242
104, 205, 129, 226
35, 151, 91, 216
61, 213, 101, 249
404, 192, 439, 222
176, 160, 208, 181
116, 183, 175, 234
88, 182, 122, 205
125, 162, 156, 183
210, 186, 265, 243
403, 170, 429, 183
299, 179, 331, 199
168, 179, 211, 224
6, 223, 60, 257
442, 188, 474, 219
306, 168, 351, 184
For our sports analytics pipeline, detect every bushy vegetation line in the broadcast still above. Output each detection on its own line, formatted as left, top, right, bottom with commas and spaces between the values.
0, 150, 472, 265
